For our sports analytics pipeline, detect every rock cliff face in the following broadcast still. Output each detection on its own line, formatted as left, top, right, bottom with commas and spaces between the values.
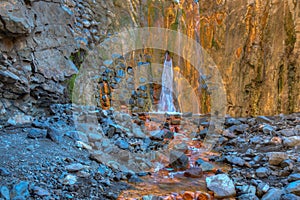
0, 0, 114, 121
112, 0, 300, 117
0, 0, 299, 119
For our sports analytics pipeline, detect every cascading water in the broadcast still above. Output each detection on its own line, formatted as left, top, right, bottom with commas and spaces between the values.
158, 52, 176, 112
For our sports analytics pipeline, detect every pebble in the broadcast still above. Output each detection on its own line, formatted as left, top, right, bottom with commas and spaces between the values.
27, 128, 47, 139
288, 173, 300, 182
169, 150, 189, 170
61, 174, 77, 185
281, 193, 300, 200
225, 156, 245, 166
236, 184, 256, 195
115, 138, 129, 150
183, 167, 203, 178
256, 167, 269, 178
0, 167, 11, 176
66, 163, 84, 172
283, 136, 300, 147
33, 186, 50, 196
195, 159, 214, 172
256, 182, 270, 197
238, 194, 259, 200
261, 188, 283, 200
285, 180, 300, 195
0, 186, 10, 200
11, 181, 30, 199
262, 124, 275, 134
128, 174, 143, 183
268, 152, 288, 165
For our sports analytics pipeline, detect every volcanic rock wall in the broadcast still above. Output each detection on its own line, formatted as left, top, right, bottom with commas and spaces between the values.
0, 0, 114, 122
113, 0, 300, 117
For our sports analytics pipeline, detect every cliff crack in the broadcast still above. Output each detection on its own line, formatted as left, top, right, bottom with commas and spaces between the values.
0, 15, 8, 34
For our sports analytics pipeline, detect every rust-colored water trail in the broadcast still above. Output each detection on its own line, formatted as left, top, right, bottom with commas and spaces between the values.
119, 114, 231, 199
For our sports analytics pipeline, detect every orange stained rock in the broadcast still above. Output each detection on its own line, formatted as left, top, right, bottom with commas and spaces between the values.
235, 47, 243, 58
163, 196, 174, 200
215, 12, 226, 25
182, 191, 195, 200
271, 137, 282, 145
103, 81, 110, 94
195, 191, 212, 200
216, 0, 224, 5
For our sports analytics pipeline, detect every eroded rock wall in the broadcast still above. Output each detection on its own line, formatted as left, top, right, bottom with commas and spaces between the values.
113, 0, 300, 117
201, 0, 300, 116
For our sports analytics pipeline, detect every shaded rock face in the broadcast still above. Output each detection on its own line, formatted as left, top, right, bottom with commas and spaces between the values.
0, 0, 115, 120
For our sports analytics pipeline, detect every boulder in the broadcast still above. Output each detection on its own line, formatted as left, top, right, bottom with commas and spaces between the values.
206, 174, 236, 198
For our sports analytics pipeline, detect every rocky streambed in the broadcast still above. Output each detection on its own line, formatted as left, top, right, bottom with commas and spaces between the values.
0, 104, 299, 199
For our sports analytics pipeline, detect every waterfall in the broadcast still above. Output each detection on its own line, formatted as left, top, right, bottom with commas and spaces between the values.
158, 53, 176, 112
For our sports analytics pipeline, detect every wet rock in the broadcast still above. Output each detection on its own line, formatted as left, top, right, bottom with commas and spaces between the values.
0, 167, 11, 176
268, 152, 288, 165
184, 167, 203, 178
283, 136, 300, 147
288, 173, 300, 182
46, 127, 63, 143
206, 174, 236, 198
7, 114, 33, 126
256, 167, 269, 178
169, 150, 189, 170
164, 130, 174, 139
285, 180, 300, 195
11, 181, 30, 199
281, 159, 294, 169
150, 130, 164, 141
279, 129, 298, 137
228, 124, 249, 134
128, 174, 143, 183
61, 174, 77, 185
236, 185, 256, 195
256, 116, 273, 124
256, 182, 270, 197
238, 194, 259, 200
132, 124, 145, 138
76, 141, 92, 150
262, 124, 275, 134
65, 131, 89, 143
115, 138, 129, 150
88, 133, 102, 142
0, 186, 10, 200
222, 129, 237, 139
195, 159, 214, 172
281, 193, 300, 200
261, 188, 283, 200
225, 118, 242, 126
225, 156, 245, 166
173, 142, 188, 153
66, 163, 84, 172
32, 186, 50, 197
27, 128, 47, 139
